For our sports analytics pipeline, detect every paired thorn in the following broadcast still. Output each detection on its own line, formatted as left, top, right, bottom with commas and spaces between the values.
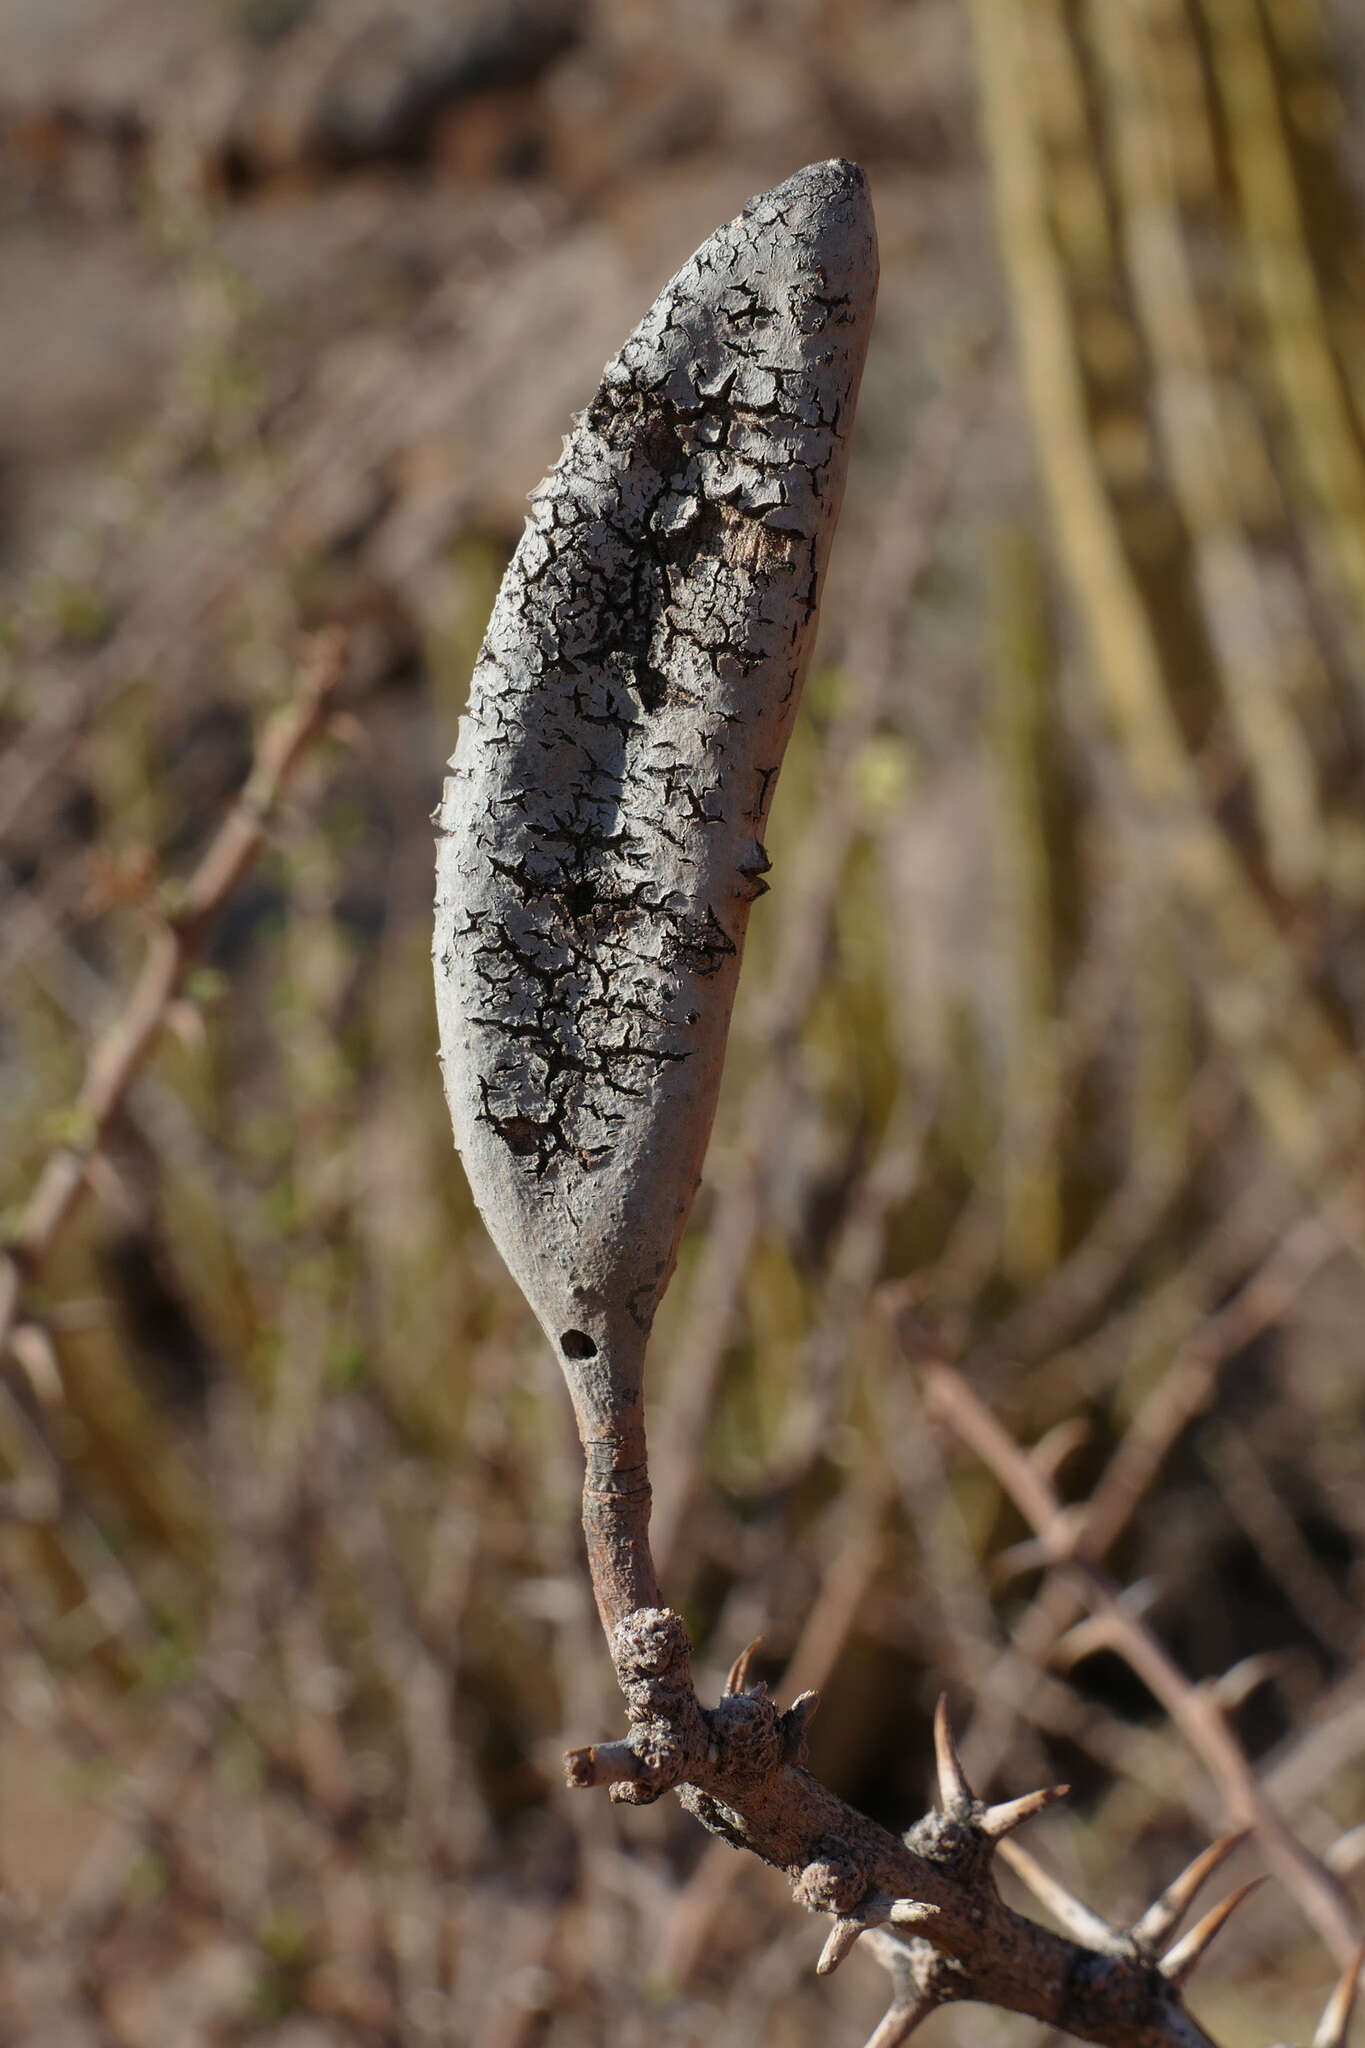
1130, 1832, 1249, 1950
933, 1696, 1068, 1839
1001, 1832, 1264, 1979
933, 1694, 973, 1814
1159, 1880, 1265, 1986
1312, 1945, 1365, 2048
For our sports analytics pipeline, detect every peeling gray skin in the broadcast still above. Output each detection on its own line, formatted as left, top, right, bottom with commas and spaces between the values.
434, 160, 877, 1445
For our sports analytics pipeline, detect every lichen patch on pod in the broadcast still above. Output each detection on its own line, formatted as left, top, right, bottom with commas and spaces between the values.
434, 160, 877, 1424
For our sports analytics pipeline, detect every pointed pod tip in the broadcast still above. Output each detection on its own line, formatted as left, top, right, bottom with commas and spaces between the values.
758, 156, 869, 208
738, 158, 878, 300
811, 156, 871, 209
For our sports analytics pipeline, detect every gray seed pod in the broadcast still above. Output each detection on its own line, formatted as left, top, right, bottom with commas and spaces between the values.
434, 160, 877, 1483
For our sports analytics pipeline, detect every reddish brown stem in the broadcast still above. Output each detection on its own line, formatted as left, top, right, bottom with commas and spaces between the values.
580, 1409, 662, 1636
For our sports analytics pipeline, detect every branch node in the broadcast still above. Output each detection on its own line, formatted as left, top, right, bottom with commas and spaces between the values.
792, 1854, 869, 1919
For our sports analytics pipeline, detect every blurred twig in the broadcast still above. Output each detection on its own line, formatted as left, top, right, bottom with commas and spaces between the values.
959, 1195, 1351, 1790
0, 626, 348, 1368
923, 1361, 1361, 1965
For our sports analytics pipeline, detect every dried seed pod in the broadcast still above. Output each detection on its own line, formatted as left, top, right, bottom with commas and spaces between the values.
433, 161, 877, 1590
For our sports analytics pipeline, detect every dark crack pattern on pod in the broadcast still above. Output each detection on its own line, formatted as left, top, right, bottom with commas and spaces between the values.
434, 159, 877, 1403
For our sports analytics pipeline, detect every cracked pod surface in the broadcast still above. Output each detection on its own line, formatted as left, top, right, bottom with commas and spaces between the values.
433, 160, 877, 1439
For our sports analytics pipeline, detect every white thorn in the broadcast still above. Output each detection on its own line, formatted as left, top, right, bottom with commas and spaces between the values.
863, 1999, 937, 2048
818, 1918, 865, 1975
932, 1694, 972, 1813
1160, 1880, 1264, 1985
1313, 1944, 1365, 2048
996, 1838, 1123, 1952
980, 1783, 1070, 1840
886, 1900, 942, 1933
788, 1687, 821, 1728
1129, 1832, 1248, 1950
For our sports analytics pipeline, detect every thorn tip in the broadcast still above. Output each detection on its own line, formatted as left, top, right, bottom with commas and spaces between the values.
1313, 1944, 1365, 2048
725, 1635, 765, 1696
1130, 1832, 1249, 1950
818, 1919, 865, 1975
1160, 1880, 1265, 1985
932, 1693, 972, 1813
980, 1784, 1070, 1840
887, 1900, 942, 1932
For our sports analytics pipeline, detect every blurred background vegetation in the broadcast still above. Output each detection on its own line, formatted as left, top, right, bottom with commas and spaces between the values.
1, 2, 1364, 2043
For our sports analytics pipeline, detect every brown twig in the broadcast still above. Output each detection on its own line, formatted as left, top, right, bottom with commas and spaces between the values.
0, 626, 348, 1364
659, 1475, 893, 1988
922, 1361, 1361, 1966
958, 1199, 1346, 1789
